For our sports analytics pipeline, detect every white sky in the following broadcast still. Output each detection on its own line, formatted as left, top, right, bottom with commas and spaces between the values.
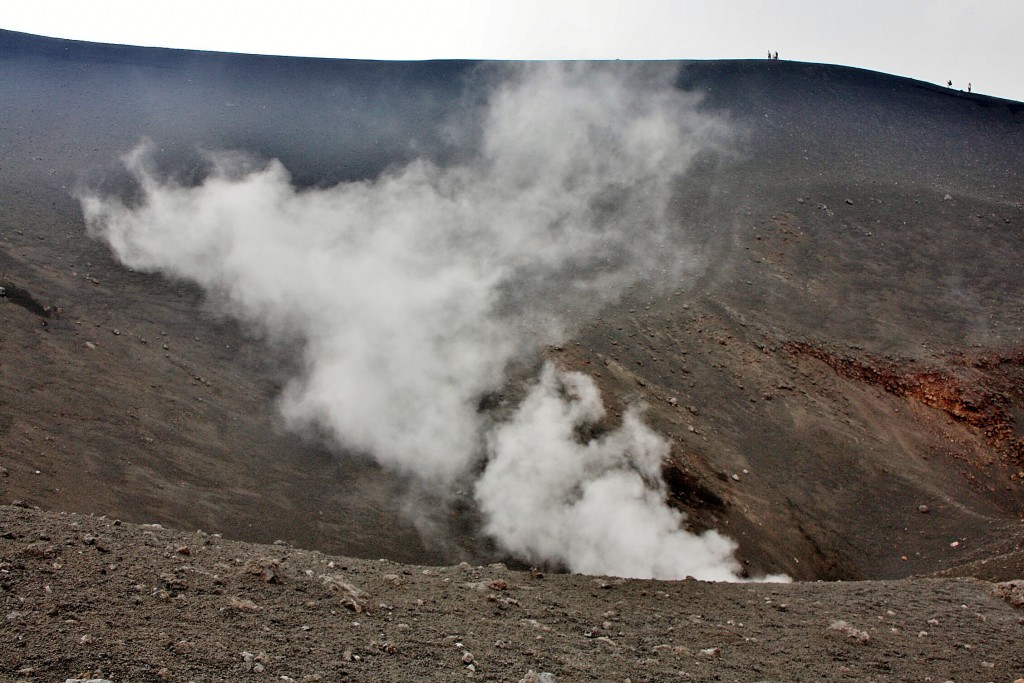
4, 0, 1022, 102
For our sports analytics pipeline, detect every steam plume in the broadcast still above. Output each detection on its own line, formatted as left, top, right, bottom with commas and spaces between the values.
477, 364, 746, 580
81, 63, 781, 580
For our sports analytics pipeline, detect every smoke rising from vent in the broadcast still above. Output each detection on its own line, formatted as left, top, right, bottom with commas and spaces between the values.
477, 364, 748, 580
81, 63, 780, 580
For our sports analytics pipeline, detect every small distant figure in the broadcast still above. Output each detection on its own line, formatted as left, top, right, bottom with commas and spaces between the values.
947, 80, 952, 88
773, 51, 779, 60
768, 50, 772, 59
968, 82, 972, 92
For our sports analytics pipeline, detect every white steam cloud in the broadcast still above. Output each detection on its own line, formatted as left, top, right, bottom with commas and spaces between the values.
81, 63, 781, 581
477, 364, 746, 580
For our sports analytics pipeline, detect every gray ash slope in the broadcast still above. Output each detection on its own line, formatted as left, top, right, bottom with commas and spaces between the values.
1, 28, 1023, 583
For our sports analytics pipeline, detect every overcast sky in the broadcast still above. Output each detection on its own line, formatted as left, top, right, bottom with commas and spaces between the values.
4, 0, 1022, 102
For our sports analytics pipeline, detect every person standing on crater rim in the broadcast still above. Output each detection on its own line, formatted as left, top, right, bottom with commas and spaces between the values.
773, 51, 779, 60
947, 79, 953, 88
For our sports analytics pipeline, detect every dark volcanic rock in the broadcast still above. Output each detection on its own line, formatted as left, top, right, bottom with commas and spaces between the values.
2, 504, 1023, 682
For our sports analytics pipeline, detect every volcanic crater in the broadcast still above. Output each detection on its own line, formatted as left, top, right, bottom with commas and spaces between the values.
1, 29, 1023, 682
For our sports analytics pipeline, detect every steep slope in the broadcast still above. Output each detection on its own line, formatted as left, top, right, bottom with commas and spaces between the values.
1, 30, 1022, 580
